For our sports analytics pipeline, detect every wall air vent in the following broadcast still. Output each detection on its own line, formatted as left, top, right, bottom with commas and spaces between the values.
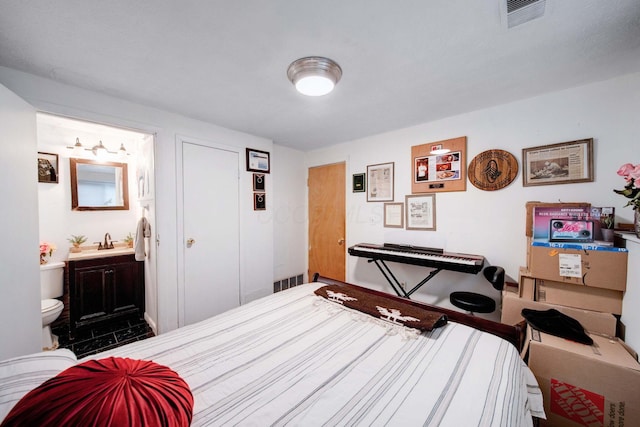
506, 0, 546, 28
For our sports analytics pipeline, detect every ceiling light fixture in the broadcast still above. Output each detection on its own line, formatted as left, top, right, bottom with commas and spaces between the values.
287, 56, 342, 97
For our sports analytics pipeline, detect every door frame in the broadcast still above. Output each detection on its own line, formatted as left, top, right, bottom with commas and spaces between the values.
175, 134, 243, 327
306, 158, 349, 282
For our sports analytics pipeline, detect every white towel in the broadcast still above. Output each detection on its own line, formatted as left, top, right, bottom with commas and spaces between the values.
135, 217, 151, 261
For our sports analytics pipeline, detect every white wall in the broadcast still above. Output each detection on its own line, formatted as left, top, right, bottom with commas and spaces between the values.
272, 145, 307, 282
0, 83, 41, 359
0, 66, 274, 337
307, 72, 640, 322
620, 234, 640, 351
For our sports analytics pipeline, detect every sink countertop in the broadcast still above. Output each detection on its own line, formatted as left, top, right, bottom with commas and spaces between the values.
67, 246, 135, 261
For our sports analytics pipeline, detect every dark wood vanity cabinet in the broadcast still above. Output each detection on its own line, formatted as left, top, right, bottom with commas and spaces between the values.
68, 254, 144, 338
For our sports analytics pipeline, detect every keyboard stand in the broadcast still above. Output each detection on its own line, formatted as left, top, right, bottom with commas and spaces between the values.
369, 259, 442, 299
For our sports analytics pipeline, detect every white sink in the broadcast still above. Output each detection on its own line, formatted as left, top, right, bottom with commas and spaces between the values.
68, 246, 135, 261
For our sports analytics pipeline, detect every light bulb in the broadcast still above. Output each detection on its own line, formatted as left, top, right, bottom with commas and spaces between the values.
295, 75, 335, 96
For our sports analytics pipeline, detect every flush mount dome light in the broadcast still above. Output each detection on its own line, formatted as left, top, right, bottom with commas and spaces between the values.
287, 56, 342, 96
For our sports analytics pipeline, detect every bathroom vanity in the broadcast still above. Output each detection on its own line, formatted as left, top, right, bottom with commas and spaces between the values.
67, 249, 144, 339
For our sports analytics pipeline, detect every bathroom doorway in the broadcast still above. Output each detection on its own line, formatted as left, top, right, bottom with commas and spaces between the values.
35, 113, 158, 334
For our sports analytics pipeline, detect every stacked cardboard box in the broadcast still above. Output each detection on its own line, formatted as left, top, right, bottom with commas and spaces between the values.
504, 202, 638, 426
503, 202, 629, 325
526, 327, 640, 426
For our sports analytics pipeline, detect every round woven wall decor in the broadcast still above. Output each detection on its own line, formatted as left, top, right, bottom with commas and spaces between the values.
468, 149, 518, 191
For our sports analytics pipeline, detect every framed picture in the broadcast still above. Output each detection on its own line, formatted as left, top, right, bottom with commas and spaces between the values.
253, 173, 265, 191
352, 173, 365, 193
37, 152, 59, 183
366, 162, 394, 202
411, 136, 466, 194
246, 148, 270, 173
405, 194, 436, 231
384, 202, 404, 228
253, 192, 266, 210
522, 138, 594, 187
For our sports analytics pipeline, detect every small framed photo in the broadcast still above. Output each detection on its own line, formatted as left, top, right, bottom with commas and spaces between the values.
367, 162, 394, 202
246, 148, 270, 173
384, 202, 404, 228
352, 173, 365, 193
522, 138, 593, 187
405, 194, 436, 231
253, 192, 266, 210
38, 152, 59, 183
253, 173, 265, 191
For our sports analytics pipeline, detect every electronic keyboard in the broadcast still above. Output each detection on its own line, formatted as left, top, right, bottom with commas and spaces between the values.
348, 243, 485, 274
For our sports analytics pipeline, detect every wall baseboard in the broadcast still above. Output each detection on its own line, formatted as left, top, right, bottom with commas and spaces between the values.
144, 312, 158, 336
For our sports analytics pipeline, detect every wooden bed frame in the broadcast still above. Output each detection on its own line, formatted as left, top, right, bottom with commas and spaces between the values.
312, 273, 526, 351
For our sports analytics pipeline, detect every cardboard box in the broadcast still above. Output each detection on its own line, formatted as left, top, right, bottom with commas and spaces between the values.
528, 243, 628, 291
536, 279, 623, 315
519, 267, 535, 300
528, 329, 640, 427
501, 290, 617, 337
525, 202, 591, 237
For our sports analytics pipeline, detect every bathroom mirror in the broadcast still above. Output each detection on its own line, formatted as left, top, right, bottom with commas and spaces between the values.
70, 158, 129, 210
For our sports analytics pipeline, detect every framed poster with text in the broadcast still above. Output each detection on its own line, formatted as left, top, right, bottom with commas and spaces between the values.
522, 139, 593, 187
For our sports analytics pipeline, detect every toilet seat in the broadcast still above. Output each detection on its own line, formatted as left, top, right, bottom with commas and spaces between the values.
42, 299, 63, 314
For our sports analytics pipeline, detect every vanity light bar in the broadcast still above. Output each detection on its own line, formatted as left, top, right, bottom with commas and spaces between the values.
66, 137, 130, 158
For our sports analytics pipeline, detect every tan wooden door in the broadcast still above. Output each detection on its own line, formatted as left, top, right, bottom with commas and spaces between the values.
308, 162, 346, 281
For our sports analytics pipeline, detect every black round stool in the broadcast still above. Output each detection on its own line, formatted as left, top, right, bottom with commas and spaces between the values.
449, 291, 496, 314
449, 266, 505, 315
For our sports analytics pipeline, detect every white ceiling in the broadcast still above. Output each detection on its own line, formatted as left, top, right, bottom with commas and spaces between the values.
1, 1, 639, 151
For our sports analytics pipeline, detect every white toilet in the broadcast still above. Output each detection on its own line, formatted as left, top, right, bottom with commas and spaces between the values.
40, 261, 65, 351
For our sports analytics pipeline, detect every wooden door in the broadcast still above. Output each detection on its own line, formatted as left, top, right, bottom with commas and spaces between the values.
182, 141, 240, 326
308, 162, 346, 281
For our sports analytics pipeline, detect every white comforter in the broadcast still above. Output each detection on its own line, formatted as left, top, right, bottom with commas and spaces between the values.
1, 283, 544, 426
89, 283, 544, 426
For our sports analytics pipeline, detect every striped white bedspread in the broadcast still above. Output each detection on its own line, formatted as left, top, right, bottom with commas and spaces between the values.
85, 283, 544, 426
0, 349, 78, 421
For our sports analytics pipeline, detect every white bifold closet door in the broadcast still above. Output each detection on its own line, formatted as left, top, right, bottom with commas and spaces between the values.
182, 141, 240, 326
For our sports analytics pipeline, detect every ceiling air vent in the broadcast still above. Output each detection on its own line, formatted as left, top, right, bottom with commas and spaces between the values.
506, 0, 546, 28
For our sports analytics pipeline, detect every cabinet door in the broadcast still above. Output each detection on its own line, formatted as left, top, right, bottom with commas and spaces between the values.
111, 262, 140, 314
75, 267, 108, 321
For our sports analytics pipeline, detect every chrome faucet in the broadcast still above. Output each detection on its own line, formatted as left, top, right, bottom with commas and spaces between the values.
103, 233, 114, 249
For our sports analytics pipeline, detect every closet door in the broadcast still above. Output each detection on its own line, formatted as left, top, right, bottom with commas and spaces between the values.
182, 141, 240, 325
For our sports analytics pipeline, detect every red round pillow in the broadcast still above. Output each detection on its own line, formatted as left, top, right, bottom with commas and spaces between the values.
1, 357, 193, 427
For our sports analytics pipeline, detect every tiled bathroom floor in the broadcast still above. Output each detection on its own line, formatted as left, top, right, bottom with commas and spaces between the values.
52, 317, 154, 359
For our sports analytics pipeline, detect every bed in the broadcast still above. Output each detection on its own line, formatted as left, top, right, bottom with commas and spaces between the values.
0, 275, 544, 426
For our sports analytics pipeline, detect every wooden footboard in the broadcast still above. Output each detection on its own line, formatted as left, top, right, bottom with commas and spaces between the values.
312, 273, 526, 351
